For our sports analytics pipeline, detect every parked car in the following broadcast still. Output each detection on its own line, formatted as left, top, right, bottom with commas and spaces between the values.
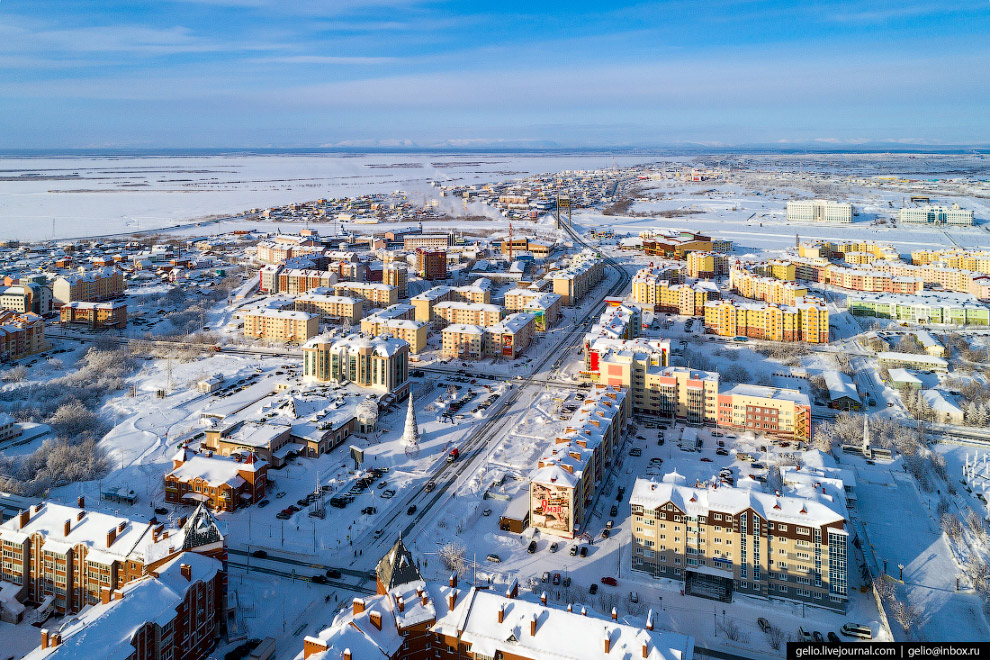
252, 550, 268, 559
610, 505, 619, 517
486, 553, 501, 563
700, 457, 713, 462
630, 591, 639, 603
589, 583, 599, 595
840, 623, 872, 639
425, 481, 436, 492
325, 568, 342, 579
813, 631, 824, 642
527, 540, 538, 554
312, 575, 328, 584
601, 529, 610, 539
482, 508, 492, 516
407, 505, 417, 515
569, 545, 579, 556
579, 546, 588, 557
757, 617, 770, 634
154, 507, 168, 515
605, 520, 614, 529
256, 499, 270, 508
827, 632, 840, 643
549, 542, 559, 553
715, 448, 729, 456
600, 577, 617, 586
361, 506, 377, 515
552, 573, 561, 585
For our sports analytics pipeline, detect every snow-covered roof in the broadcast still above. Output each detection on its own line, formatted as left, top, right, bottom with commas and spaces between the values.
920, 389, 963, 416
410, 286, 452, 302
823, 370, 861, 404
489, 312, 535, 335
877, 351, 948, 368
310, 332, 409, 357
434, 300, 502, 313
630, 478, 845, 527
438, 589, 694, 660
168, 453, 265, 488
443, 323, 485, 336
887, 368, 922, 384
720, 383, 810, 406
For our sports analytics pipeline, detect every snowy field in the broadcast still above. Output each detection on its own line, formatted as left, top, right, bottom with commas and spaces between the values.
0, 152, 650, 241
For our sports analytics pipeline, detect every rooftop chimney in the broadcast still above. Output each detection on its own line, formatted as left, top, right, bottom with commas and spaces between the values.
369, 611, 382, 630
530, 613, 537, 637
101, 587, 112, 605
352, 598, 365, 615
449, 573, 457, 589
643, 643, 649, 658
77, 496, 85, 509
180, 564, 191, 582
581, 606, 587, 616
302, 637, 328, 660
646, 609, 654, 631
18, 510, 29, 530
117, 521, 126, 533
567, 604, 573, 613
343, 650, 352, 660
63, 519, 71, 537
113, 589, 125, 601
603, 629, 611, 654
421, 593, 429, 607
611, 607, 618, 621
448, 590, 458, 610
41, 630, 49, 650
397, 596, 404, 613
76, 510, 84, 522
51, 634, 62, 648
106, 527, 117, 548
540, 591, 547, 605
497, 603, 505, 624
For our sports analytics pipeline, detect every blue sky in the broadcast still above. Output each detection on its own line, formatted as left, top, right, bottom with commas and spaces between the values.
1, 0, 989, 148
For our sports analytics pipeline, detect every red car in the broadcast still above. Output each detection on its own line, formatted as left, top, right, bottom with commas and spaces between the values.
600, 577, 617, 586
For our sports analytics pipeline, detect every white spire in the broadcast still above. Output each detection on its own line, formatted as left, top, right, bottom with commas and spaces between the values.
401, 392, 419, 447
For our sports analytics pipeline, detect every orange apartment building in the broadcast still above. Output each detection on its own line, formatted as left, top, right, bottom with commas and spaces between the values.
703, 298, 829, 343
277, 268, 338, 295
59, 301, 128, 329
52, 268, 124, 306
293, 292, 363, 325
0, 310, 48, 362
416, 248, 447, 281
433, 301, 503, 330
332, 282, 399, 307
242, 308, 320, 343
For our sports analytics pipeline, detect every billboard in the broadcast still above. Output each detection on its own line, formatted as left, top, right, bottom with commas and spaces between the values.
531, 482, 573, 536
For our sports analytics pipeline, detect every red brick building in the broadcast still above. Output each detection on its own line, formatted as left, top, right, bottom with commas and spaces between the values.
416, 248, 447, 281
165, 449, 268, 512
25, 552, 224, 660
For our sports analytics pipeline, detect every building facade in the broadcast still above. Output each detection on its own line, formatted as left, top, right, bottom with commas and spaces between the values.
165, 449, 268, 512
59, 301, 128, 329
302, 333, 410, 393
332, 282, 399, 307
786, 200, 854, 224
242, 309, 320, 343
52, 268, 124, 306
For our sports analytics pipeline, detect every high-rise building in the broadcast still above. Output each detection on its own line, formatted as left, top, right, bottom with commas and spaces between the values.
416, 248, 447, 281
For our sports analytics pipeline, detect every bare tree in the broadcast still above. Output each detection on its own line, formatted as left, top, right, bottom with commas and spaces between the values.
438, 542, 468, 576
767, 625, 786, 650
1, 365, 28, 382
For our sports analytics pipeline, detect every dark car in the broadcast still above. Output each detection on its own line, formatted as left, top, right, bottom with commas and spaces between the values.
552, 573, 561, 585
527, 540, 538, 554
569, 545, 578, 556
325, 568, 342, 579
154, 507, 168, 515
256, 499, 270, 508
579, 546, 588, 557
600, 577, 617, 586
813, 631, 824, 642
312, 575, 328, 584
407, 505, 418, 515
758, 617, 770, 634
827, 632, 840, 643
700, 457, 713, 462
715, 448, 729, 456
425, 481, 436, 492
601, 529, 610, 539
251, 550, 268, 559
361, 506, 377, 515
610, 505, 618, 517
589, 583, 599, 595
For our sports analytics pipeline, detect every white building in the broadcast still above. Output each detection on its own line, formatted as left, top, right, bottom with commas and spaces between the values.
899, 205, 974, 226
786, 200, 853, 224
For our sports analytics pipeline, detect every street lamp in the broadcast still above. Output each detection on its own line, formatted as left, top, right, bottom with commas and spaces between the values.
898, 563, 904, 582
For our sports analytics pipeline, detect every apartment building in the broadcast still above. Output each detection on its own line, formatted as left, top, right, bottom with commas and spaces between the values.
293, 292, 363, 325
686, 251, 730, 278
297, 539, 696, 660
332, 282, 398, 307
530, 385, 629, 539
786, 199, 854, 224
451, 278, 492, 304
899, 204, 974, 226
912, 248, 990, 273
441, 324, 485, 360
583, 336, 670, 378
0, 311, 48, 362
382, 262, 408, 297
798, 240, 898, 262
703, 298, 829, 343
718, 384, 812, 441
403, 234, 451, 250
485, 312, 535, 360
242, 309, 319, 343
729, 268, 808, 306
585, 301, 641, 341
608, 361, 716, 424
58, 301, 128, 329
277, 268, 338, 295
416, 248, 447, 281
640, 230, 729, 258
827, 266, 923, 295
848, 292, 990, 326
0, 283, 51, 315
549, 258, 604, 306
433, 301, 503, 330
0, 501, 225, 615
877, 351, 949, 373
302, 333, 410, 393
360, 303, 415, 326
503, 288, 561, 331
165, 449, 268, 512
630, 479, 848, 612
258, 264, 282, 293
52, 268, 124, 306
23, 553, 225, 660
360, 317, 429, 353
411, 286, 453, 323
632, 273, 720, 316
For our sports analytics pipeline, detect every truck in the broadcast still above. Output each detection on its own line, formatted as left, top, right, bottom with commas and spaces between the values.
447, 448, 460, 463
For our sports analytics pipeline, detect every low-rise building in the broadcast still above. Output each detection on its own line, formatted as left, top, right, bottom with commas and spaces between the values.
899, 204, 974, 226
433, 301, 502, 330
165, 449, 268, 512
441, 324, 485, 360
630, 478, 849, 612
717, 384, 812, 441
485, 312, 535, 359
877, 351, 949, 373
242, 309, 319, 343
0, 311, 48, 361
703, 297, 829, 343
847, 292, 990, 326
333, 282, 399, 307
293, 292, 363, 325
59, 301, 128, 329
503, 288, 561, 331
52, 268, 124, 306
